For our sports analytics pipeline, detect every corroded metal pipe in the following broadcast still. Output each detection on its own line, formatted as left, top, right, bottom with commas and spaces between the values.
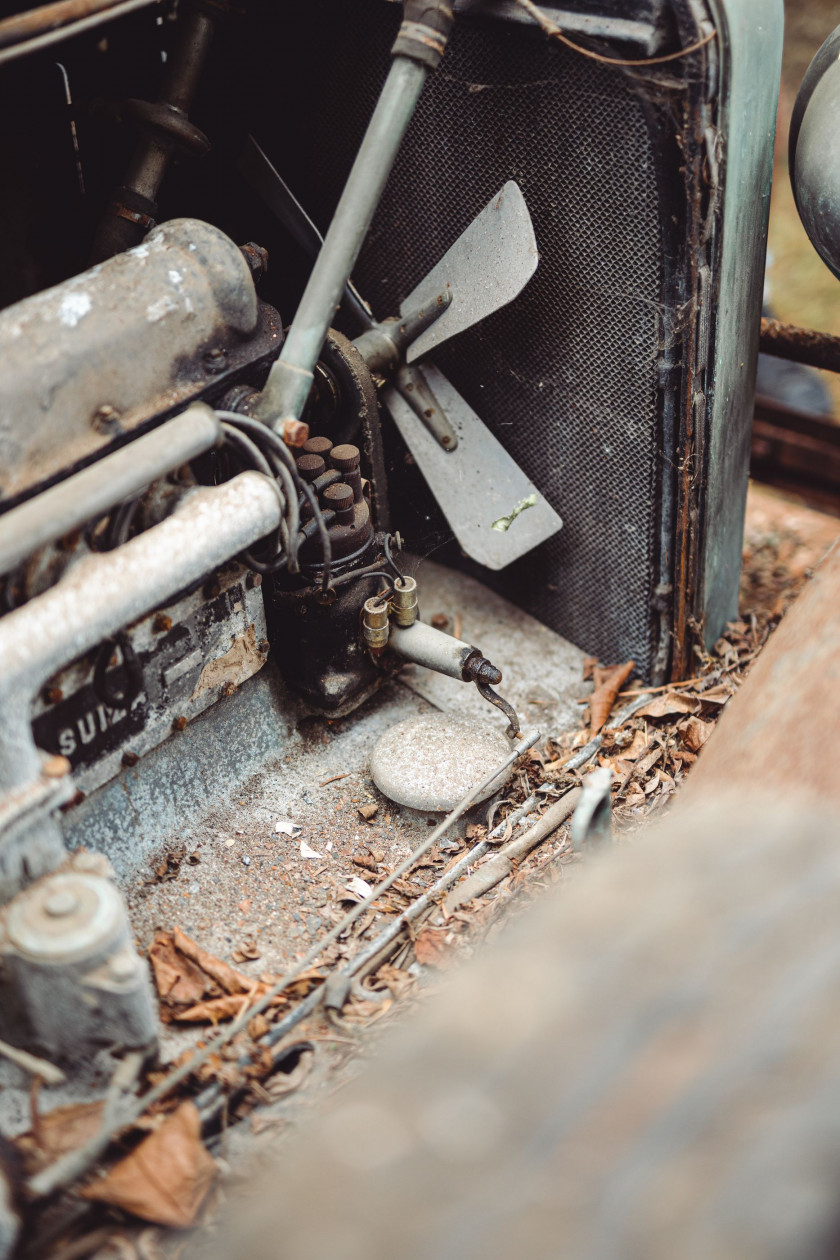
759, 317, 840, 375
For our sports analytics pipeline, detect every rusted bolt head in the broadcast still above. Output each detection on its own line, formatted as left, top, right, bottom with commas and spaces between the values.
296, 453, 326, 482
92, 403, 121, 433
173, 716, 188, 732
322, 482, 353, 513
44, 686, 64, 705
122, 750, 139, 767
330, 444, 361, 474
153, 613, 172, 634
283, 417, 309, 447
246, 572, 263, 589
240, 242, 269, 284
303, 436, 333, 457
203, 347, 227, 374
431, 613, 449, 630
43, 754, 71, 779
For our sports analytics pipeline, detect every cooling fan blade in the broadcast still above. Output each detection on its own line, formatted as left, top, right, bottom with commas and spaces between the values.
401, 180, 539, 363
241, 137, 561, 569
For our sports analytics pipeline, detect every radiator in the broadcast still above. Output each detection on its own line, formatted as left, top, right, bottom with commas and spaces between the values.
251, 0, 781, 680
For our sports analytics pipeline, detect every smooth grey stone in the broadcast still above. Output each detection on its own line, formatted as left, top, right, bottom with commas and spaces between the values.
370, 715, 513, 812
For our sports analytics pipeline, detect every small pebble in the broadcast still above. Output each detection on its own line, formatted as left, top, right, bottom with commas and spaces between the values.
242, 856, 251, 867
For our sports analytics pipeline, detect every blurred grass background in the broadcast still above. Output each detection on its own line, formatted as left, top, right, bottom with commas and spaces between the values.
767, 0, 840, 412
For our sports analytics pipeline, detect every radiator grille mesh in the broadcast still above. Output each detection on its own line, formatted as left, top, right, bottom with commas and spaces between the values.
279, 3, 665, 675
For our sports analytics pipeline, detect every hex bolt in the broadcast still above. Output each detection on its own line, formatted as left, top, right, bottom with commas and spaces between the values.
44, 686, 63, 705
92, 404, 121, 433
122, 750, 139, 767
282, 418, 309, 447
153, 613, 172, 633
203, 347, 227, 374
173, 716, 188, 732
463, 655, 503, 686
246, 572, 263, 589
296, 453, 326, 483
303, 436, 333, 458
239, 242, 269, 284
44, 888, 79, 918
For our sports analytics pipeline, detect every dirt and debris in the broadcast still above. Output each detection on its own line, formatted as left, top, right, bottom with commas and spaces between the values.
18, 484, 840, 1257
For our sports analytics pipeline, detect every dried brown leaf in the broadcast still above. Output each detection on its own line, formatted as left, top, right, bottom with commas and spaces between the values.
635, 692, 700, 719
232, 938, 261, 963
590, 661, 635, 734
148, 934, 214, 1010
414, 929, 456, 970
680, 715, 714, 752
172, 927, 252, 996
17, 1098, 105, 1172
357, 803, 378, 821
582, 655, 598, 682
176, 993, 259, 1024
81, 1102, 217, 1228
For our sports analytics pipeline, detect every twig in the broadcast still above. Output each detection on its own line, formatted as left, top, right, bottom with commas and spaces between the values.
28, 1052, 144, 1199
618, 674, 707, 698
0, 1036, 65, 1085
319, 772, 352, 786
28, 731, 541, 1198
443, 788, 582, 914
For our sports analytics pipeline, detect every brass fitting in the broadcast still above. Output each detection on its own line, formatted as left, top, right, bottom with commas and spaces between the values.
362, 594, 391, 652
391, 575, 418, 627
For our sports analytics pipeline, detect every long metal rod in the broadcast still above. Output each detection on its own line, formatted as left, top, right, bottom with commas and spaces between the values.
759, 317, 840, 375
256, 57, 428, 436
0, 0, 160, 64
0, 405, 222, 577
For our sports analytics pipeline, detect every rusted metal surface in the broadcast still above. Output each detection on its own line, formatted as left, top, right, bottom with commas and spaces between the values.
91, 2, 216, 260
759, 317, 840, 375
683, 536, 840, 804
0, 0, 158, 51
751, 393, 840, 515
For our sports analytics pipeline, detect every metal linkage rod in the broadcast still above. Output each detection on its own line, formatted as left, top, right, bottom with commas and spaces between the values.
0, 405, 222, 577
256, 58, 427, 442
0, 0, 160, 62
256, 1, 454, 443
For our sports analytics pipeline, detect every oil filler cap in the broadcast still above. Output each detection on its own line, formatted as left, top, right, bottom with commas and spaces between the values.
370, 713, 512, 812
